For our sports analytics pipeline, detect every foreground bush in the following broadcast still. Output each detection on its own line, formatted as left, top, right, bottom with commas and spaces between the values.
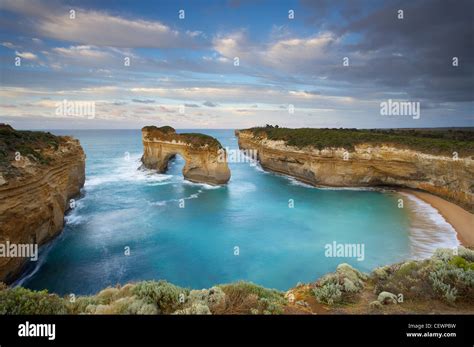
0, 247, 472, 314
373, 247, 474, 305
132, 280, 188, 314
0, 286, 69, 314
312, 263, 367, 305
218, 281, 286, 314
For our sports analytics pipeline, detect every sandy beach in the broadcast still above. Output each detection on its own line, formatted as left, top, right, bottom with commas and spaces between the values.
401, 189, 474, 247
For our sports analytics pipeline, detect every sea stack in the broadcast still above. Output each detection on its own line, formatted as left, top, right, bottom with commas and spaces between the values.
0, 124, 86, 283
141, 126, 231, 185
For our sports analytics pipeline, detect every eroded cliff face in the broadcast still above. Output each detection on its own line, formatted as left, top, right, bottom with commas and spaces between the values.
236, 130, 474, 212
0, 125, 85, 283
141, 126, 231, 185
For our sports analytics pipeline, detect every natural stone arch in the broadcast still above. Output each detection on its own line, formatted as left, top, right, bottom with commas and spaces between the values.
141, 126, 231, 185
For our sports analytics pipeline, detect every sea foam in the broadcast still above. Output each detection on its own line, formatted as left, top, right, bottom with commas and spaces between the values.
400, 192, 460, 259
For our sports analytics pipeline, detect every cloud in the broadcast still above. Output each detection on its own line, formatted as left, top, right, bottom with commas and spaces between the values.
323, 0, 474, 102
132, 99, 155, 104
159, 105, 176, 113
203, 101, 218, 107
263, 33, 337, 68
2, 41, 18, 49
1, 0, 472, 129
212, 31, 339, 75
1, 0, 207, 48
52, 45, 110, 59
14, 51, 38, 60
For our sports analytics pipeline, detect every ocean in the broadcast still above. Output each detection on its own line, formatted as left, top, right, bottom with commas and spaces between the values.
17, 129, 460, 295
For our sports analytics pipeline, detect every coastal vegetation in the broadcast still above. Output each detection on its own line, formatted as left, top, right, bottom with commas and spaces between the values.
244, 126, 474, 157
0, 123, 60, 177
143, 125, 223, 149
1, 247, 472, 315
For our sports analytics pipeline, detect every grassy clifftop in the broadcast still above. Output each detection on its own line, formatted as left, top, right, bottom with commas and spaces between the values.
242, 127, 474, 157
0, 124, 63, 179
1, 247, 472, 315
142, 126, 223, 149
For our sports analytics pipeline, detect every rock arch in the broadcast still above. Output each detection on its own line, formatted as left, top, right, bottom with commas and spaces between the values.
141, 126, 231, 185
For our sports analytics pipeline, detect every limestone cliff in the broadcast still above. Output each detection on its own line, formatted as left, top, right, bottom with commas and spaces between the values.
0, 124, 85, 283
236, 128, 474, 212
141, 126, 231, 185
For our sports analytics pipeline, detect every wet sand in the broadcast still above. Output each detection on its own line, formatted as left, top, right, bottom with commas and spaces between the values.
401, 189, 474, 247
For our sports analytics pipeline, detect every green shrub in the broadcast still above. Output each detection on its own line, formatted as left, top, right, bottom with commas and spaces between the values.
132, 280, 187, 314
313, 275, 344, 305
449, 256, 474, 271
313, 264, 367, 305
96, 287, 120, 303
243, 127, 474, 157
429, 260, 474, 304
70, 296, 102, 314
458, 247, 474, 262
218, 281, 285, 314
0, 287, 69, 314
184, 286, 226, 314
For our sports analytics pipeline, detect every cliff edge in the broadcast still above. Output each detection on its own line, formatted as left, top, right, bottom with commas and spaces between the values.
141, 126, 231, 185
236, 127, 474, 212
0, 124, 86, 283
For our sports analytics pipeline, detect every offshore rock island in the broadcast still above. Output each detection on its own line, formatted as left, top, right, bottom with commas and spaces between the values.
0, 124, 85, 283
141, 126, 231, 185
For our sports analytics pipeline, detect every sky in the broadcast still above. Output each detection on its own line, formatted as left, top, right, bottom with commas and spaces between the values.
0, 0, 473, 129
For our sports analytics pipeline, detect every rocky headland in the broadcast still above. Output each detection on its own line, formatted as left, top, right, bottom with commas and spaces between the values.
236, 127, 474, 213
0, 124, 85, 283
141, 126, 231, 185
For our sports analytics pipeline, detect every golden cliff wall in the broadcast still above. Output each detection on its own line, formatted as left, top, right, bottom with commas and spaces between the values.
236, 130, 474, 212
141, 126, 231, 185
0, 126, 85, 283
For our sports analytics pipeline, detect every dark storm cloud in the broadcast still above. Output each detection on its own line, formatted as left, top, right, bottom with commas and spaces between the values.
302, 0, 474, 103
300, 0, 388, 28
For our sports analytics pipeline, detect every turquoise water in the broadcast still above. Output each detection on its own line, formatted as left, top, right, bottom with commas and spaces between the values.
19, 129, 458, 295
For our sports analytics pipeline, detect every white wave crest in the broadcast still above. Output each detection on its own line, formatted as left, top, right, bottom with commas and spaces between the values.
400, 192, 460, 259
85, 155, 172, 188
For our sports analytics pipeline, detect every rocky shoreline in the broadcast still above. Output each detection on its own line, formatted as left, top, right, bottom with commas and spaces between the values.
235, 127, 474, 248
0, 124, 85, 283
236, 128, 474, 212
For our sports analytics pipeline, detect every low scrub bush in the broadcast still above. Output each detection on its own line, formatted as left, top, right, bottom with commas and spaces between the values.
132, 280, 188, 314
0, 286, 69, 314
